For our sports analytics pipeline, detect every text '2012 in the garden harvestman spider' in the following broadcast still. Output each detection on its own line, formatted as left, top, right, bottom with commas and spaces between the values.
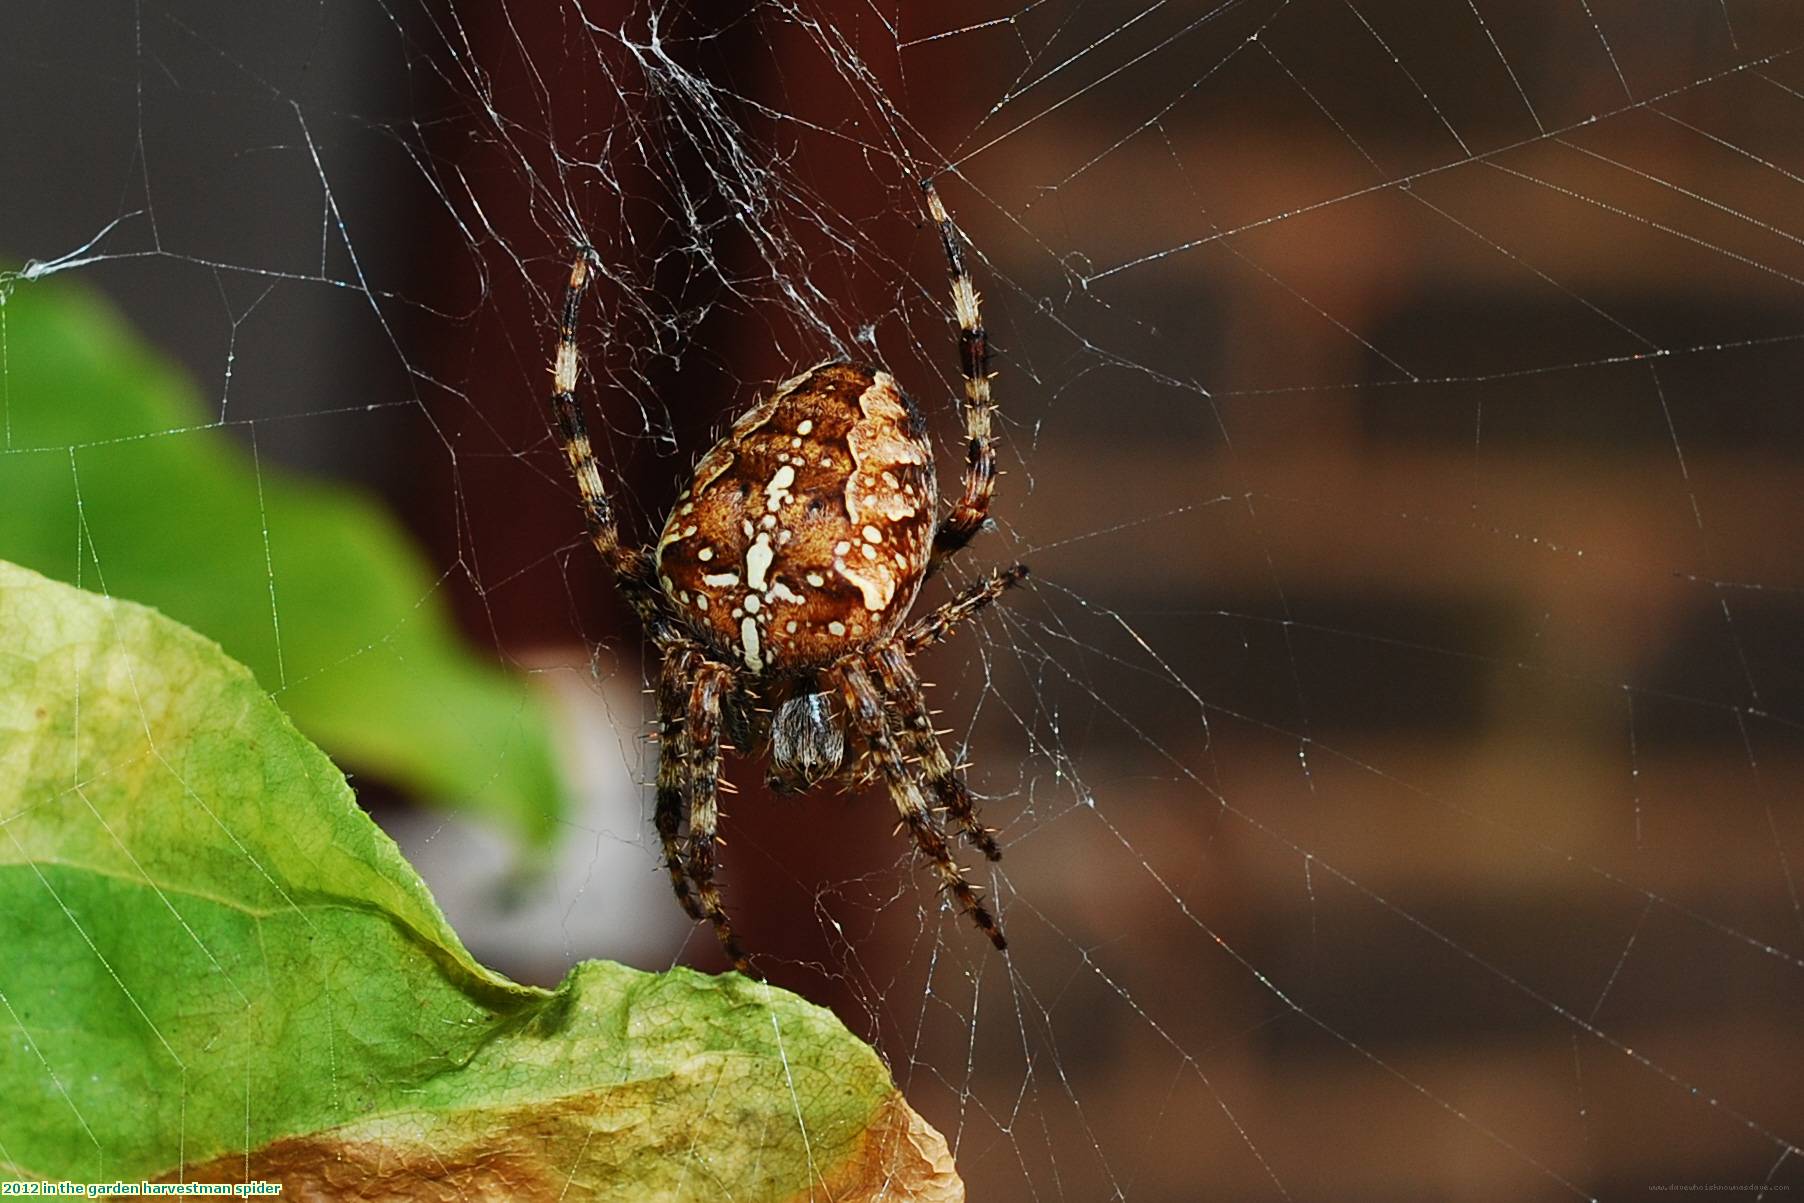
549, 180, 1026, 974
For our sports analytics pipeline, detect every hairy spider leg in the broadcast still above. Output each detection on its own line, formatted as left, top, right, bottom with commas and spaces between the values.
679, 658, 753, 973
903, 564, 1029, 654
840, 659, 1007, 950
922, 181, 998, 567
874, 643, 1003, 861
655, 650, 708, 923
550, 254, 665, 627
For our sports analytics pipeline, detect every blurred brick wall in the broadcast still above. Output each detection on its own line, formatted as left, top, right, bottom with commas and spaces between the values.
409, 5, 1804, 1198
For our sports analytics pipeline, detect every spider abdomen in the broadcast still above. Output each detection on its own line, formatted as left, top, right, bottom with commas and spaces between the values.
655, 361, 938, 670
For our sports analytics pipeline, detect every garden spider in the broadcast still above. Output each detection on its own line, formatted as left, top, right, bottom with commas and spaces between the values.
549, 181, 1025, 973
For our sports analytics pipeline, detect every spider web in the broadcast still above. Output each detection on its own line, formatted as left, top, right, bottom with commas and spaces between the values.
5, 0, 1804, 1198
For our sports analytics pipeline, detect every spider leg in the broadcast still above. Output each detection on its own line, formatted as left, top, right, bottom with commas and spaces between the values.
873, 643, 1003, 862
922, 181, 998, 568
679, 657, 754, 974
840, 659, 1007, 951
902, 563, 1028, 654
550, 254, 666, 627
655, 650, 706, 923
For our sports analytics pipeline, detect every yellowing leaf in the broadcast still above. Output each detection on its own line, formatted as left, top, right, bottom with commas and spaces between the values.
0, 560, 960, 1200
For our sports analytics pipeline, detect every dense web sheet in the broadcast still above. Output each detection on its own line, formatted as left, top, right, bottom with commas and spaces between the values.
5, 0, 1804, 1198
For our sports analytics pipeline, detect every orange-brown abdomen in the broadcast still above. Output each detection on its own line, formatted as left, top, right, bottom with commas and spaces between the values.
655, 362, 938, 671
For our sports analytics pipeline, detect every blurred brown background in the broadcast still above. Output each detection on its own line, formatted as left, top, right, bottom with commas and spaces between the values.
6, 1, 1804, 1199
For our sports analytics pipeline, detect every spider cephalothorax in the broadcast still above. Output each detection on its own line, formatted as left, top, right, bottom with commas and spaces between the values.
550, 181, 1024, 972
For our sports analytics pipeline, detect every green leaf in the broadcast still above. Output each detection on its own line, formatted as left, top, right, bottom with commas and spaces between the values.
0, 560, 960, 1200
0, 277, 565, 845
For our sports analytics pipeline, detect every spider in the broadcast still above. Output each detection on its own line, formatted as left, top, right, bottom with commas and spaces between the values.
548, 181, 1026, 973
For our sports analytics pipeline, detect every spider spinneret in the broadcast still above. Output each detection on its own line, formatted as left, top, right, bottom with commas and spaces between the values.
550, 180, 1025, 973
